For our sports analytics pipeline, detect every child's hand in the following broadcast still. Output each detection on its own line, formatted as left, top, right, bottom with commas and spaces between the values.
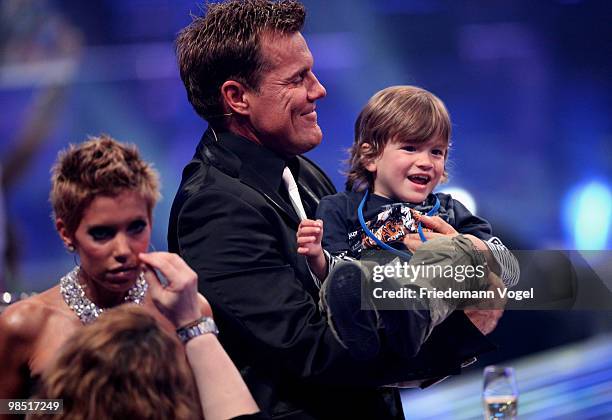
297, 219, 327, 281
297, 219, 324, 257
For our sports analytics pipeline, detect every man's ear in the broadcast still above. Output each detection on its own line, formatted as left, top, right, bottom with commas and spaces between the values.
56, 218, 74, 250
361, 143, 377, 172
220, 80, 251, 116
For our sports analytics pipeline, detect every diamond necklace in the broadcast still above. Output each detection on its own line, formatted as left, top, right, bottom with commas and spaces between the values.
60, 266, 148, 324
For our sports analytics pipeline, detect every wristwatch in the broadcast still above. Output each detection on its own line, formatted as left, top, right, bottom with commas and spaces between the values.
176, 316, 219, 343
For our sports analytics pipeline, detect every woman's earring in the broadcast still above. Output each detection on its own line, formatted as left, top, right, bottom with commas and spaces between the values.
66, 243, 75, 253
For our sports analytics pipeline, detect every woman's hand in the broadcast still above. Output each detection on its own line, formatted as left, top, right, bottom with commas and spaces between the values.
139, 252, 212, 328
140, 256, 260, 419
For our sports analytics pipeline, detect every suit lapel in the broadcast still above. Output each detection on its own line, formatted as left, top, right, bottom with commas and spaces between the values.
198, 130, 301, 226
238, 166, 301, 226
196, 129, 321, 296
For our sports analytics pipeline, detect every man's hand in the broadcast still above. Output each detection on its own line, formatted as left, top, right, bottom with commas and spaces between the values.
465, 273, 506, 335
403, 215, 458, 252
139, 252, 212, 328
403, 215, 501, 277
464, 308, 503, 335
296, 219, 327, 281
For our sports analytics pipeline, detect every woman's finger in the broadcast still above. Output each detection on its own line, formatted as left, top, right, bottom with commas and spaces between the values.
142, 264, 164, 293
139, 252, 182, 290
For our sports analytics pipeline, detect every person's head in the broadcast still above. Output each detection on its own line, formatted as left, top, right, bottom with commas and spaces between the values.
176, 0, 326, 156
50, 135, 160, 294
33, 305, 201, 420
346, 85, 451, 203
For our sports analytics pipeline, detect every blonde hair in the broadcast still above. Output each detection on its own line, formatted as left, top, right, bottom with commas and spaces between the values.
50, 134, 160, 235
345, 85, 452, 191
33, 306, 201, 420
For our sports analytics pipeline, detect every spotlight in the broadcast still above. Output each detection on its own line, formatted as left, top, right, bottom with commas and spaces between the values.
563, 181, 611, 250
437, 186, 477, 214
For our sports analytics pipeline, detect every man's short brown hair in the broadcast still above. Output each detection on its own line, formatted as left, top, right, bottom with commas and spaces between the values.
345, 85, 452, 192
50, 134, 160, 235
176, 0, 305, 122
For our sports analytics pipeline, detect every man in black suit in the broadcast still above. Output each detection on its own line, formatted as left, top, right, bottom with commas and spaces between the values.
168, 1, 496, 419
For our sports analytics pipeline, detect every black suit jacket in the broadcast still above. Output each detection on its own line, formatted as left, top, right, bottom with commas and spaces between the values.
168, 129, 494, 420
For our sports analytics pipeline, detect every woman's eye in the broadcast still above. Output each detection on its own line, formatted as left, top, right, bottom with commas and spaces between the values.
128, 220, 147, 234
88, 227, 115, 241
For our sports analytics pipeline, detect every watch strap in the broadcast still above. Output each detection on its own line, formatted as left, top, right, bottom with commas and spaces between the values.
176, 316, 218, 343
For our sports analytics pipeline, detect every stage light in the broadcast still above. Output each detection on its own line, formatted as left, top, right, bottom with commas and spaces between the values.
437, 186, 477, 214
563, 182, 611, 250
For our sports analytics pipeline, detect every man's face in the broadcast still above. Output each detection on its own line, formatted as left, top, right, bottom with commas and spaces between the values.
246, 31, 327, 156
